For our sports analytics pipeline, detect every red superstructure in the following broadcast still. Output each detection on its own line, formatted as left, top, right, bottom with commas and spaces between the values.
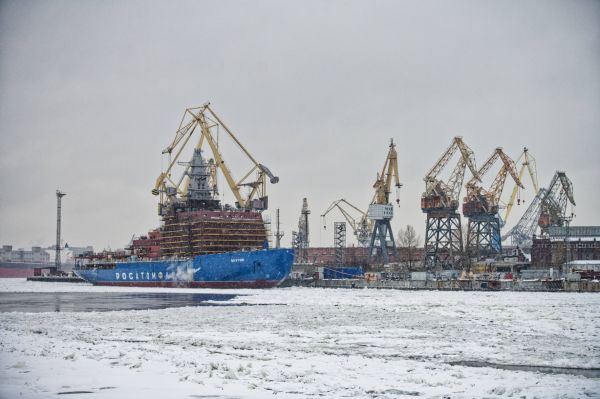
131, 229, 161, 259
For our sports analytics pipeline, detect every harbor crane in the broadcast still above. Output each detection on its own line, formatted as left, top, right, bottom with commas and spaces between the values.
463, 148, 523, 259
538, 172, 575, 232
321, 199, 371, 247
502, 147, 539, 225
152, 103, 279, 215
421, 137, 479, 269
502, 171, 575, 247
368, 140, 402, 264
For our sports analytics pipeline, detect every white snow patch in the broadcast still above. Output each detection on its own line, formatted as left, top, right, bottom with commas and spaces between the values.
1, 279, 599, 398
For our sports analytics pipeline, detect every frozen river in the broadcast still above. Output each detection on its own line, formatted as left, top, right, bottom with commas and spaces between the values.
1, 279, 599, 398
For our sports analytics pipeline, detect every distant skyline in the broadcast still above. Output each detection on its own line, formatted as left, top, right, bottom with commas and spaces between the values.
1, 0, 599, 250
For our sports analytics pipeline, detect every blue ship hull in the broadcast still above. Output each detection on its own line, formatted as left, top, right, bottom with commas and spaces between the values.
74, 249, 294, 288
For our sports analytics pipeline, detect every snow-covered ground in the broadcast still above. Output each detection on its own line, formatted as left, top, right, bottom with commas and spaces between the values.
1, 279, 599, 398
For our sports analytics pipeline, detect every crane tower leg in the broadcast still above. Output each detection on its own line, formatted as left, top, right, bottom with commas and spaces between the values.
368, 220, 397, 264
424, 212, 463, 270
466, 215, 502, 260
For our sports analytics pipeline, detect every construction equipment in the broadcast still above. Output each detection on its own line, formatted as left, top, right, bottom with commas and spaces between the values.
421, 136, 479, 269
503, 171, 575, 247
152, 103, 278, 215
368, 140, 402, 263
502, 189, 545, 247
152, 104, 276, 258
463, 148, 523, 258
502, 147, 539, 224
538, 172, 575, 231
321, 199, 371, 247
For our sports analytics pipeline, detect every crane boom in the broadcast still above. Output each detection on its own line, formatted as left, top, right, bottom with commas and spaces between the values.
422, 136, 479, 211
373, 140, 402, 205
464, 148, 523, 214
503, 147, 539, 223
503, 171, 575, 246
490, 150, 523, 201
502, 188, 546, 245
463, 147, 522, 258
424, 141, 459, 192
321, 199, 371, 247
152, 103, 278, 215
196, 113, 247, 207
538, 171, 575, 230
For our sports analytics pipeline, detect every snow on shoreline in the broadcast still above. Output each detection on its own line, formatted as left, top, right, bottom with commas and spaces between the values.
1, 278, 599, 398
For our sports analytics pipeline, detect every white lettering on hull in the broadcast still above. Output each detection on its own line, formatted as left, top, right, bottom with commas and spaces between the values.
112, 270, 166, 281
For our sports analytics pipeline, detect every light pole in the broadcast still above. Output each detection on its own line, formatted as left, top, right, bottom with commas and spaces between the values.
55, 190, 66, 271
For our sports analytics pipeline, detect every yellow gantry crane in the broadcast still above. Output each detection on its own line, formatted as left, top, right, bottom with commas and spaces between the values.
152, 103, 278, 215
321, 199, 372, 247
463, 147, 523, 258
502, 147, 539, 225
367, 140, 402, 263
421, 136, 479, 269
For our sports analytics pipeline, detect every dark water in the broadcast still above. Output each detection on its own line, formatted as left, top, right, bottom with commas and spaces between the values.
449, 360, 600, 378
0, 292, 240, 313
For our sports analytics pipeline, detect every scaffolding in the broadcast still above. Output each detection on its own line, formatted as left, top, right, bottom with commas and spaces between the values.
160, 211, 268, 258
334, 222, 346, 264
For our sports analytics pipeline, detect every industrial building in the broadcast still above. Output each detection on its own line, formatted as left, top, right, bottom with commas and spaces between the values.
0, 245, 49, 263
531, 226, 600, 270
297, 246, 424, 268
0, 244, 91, 277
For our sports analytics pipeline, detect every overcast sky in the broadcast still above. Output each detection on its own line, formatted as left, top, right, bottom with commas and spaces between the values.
1, 0, 599, 251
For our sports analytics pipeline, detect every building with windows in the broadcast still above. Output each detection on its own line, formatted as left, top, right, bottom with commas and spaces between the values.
531, 226, 600, 269
0, 245, 50, 263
